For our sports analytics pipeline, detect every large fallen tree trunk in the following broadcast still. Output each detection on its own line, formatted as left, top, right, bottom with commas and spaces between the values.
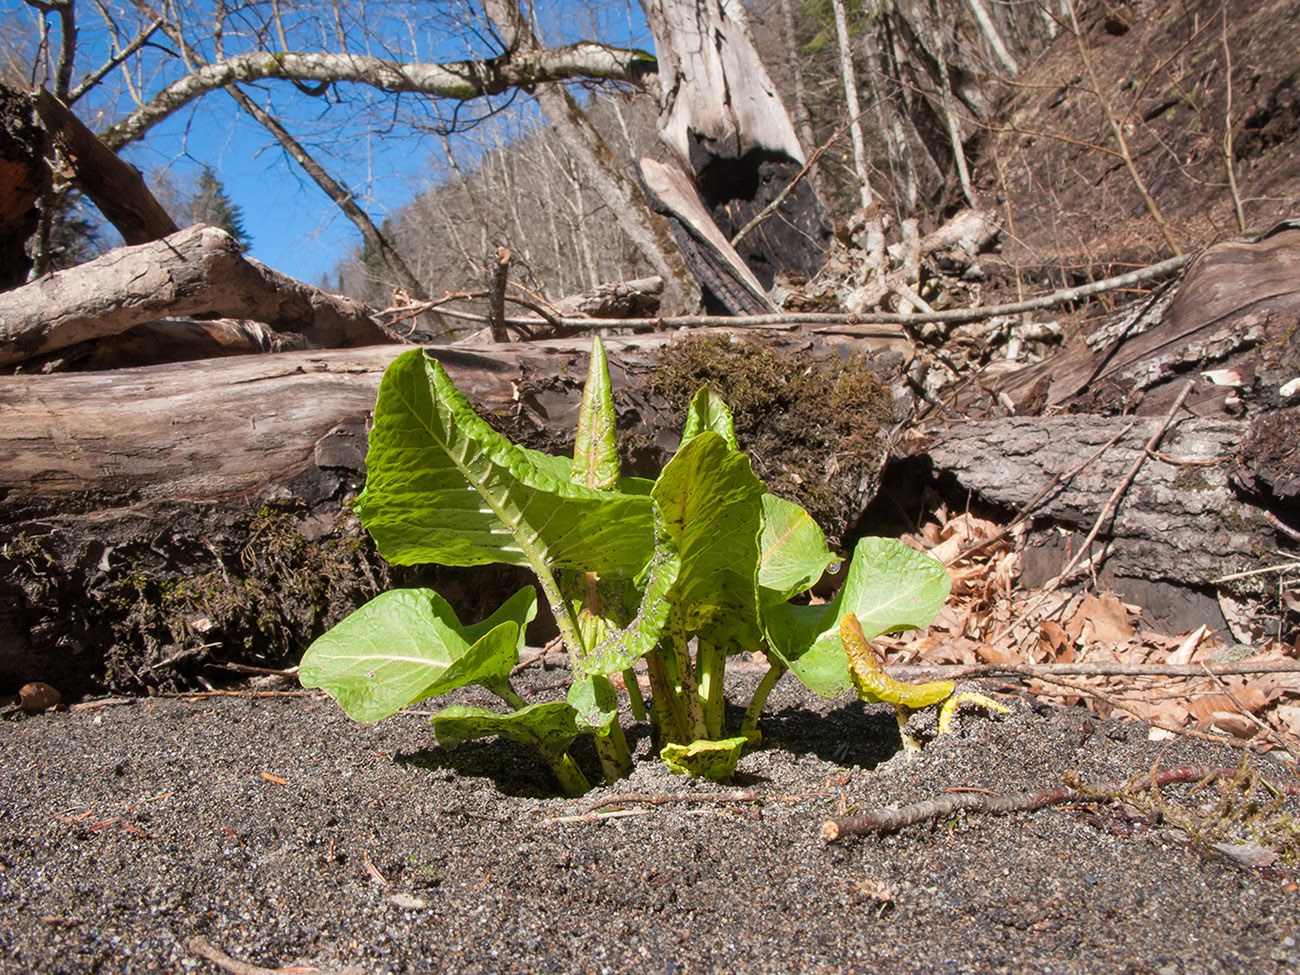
0, 225, 396, 368
0, 328, 910, 694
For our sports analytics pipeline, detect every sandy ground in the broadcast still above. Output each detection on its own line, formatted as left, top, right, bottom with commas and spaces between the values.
3, 664, 1299, 975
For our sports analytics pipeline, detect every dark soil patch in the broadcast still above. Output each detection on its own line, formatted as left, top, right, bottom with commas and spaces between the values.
3, 664, 1298, 974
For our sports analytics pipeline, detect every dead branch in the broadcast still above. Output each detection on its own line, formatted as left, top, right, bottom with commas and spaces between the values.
821, 765, 1300, 840
885, 660, 1300, 682
33, 88, 179, 246
488, 245, 511, 342
413, 253, 1192, 334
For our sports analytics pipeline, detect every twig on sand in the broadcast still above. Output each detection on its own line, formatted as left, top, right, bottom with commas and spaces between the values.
549, 789, 759, 824
821, 765, 1300, 840
187, 936, 288, 975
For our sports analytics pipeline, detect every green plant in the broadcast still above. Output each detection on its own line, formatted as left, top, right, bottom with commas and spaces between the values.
300, 337, 950, 795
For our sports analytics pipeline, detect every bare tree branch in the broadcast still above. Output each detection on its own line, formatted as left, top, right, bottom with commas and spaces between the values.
98, 44, 657, 150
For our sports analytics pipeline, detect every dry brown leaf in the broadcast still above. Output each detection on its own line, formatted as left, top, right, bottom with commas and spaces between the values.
976, 644, 1019, 665
1066, 593, 1135, 646
1037, 620, 1071, 660
1208, 711, 1258, 738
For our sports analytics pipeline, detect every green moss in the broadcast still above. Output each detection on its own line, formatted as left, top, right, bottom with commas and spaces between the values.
1172, 466, 1212, 491
650, 335, 893, 542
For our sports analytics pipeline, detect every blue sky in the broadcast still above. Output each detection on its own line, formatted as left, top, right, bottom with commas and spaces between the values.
5, 0, 651, 288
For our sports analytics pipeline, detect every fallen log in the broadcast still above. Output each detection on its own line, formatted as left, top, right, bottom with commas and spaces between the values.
921, 412, 1291, 633
0, 224, 396, 368
0, 329, 909, 694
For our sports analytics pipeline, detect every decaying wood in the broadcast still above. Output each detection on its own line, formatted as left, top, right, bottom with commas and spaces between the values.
0, 224, 395, 368
637, 157, 778, 315
33, 88, 179, 246
643, 0, 804, 173
0, 330, 907, 502
0, 83, 48, 289
924, 413, 1278, 594
920, 208, 1001, 258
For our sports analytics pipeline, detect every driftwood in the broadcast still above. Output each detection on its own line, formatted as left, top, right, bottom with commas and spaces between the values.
0, 329, 910, 693
0, 225, 395, 368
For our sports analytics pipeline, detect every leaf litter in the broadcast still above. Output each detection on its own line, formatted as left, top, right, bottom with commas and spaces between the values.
868, 504, 1300, 757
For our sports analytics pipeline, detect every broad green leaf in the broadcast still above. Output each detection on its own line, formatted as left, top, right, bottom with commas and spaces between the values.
680, 387, 739, 451
433, 701, 585, 756
660, 736, 748, 780
355, 350, 652, 575
758, 494, 839, 605
566, 674, 619, 730
571, 335, 620, 491
765, 537, 951, 697
299, 586, 537, 722
578, 528, 680, 675
652, 431, 765, 650
433, 701, 592, 794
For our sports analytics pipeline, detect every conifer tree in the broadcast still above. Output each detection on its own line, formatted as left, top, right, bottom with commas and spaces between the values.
186, 165, 250, 249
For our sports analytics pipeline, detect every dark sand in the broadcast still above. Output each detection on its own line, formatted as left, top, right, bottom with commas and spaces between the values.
3, 664, 1298, 974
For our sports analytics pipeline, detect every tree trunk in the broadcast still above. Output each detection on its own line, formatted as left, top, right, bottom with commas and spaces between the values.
0, 83, 48, 289
641, 0, 833, 289
0, 224, 395, 368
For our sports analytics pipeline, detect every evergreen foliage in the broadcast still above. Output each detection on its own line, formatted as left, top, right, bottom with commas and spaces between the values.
186, 165, 251, 249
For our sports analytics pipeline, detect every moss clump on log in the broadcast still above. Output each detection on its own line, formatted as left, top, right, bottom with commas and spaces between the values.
649, 335, 895, 545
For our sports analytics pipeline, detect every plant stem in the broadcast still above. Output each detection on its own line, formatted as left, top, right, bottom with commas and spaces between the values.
488, 678, 528, 711
622, 667, 647, 721
549, 752, 591, 797
645, 645, 687, 743
594, 720, 632, 783
666, 621, 707, 742
696, 642, 726, 740
740, 659, 788, 737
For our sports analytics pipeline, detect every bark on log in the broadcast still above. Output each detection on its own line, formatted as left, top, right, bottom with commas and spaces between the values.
1, 330, 910, 693
921, 413, 1291, 632
0, 224, 395, 368
33, 88, 179, 246
0, 83, 48, 289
